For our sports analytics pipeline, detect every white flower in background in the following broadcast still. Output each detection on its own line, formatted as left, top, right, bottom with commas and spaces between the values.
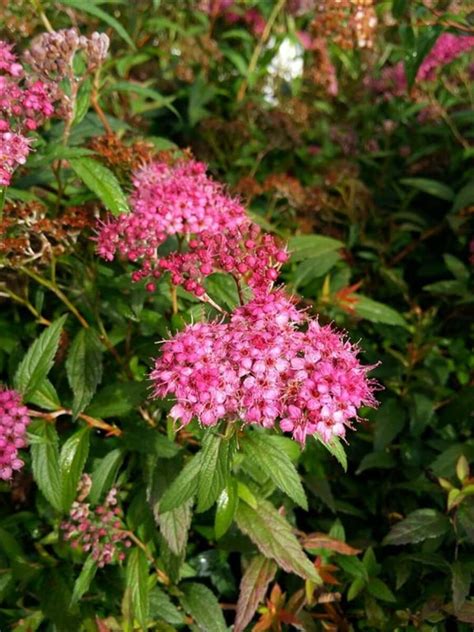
263, 36, 304, 104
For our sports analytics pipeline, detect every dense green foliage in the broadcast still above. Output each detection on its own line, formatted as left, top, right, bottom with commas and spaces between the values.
0, 1, 473, 630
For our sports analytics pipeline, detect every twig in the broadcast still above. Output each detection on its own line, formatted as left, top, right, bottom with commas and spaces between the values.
29, 408, 122, 436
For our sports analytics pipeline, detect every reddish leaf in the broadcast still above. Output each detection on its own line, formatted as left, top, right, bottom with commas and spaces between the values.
302, 533, 361, 556
234, 555, 277, 632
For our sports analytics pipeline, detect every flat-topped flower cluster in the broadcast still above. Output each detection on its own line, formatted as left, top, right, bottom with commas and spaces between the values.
97, 156, 379, 445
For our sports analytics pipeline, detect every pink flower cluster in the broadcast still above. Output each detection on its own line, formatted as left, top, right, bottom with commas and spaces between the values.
0, 40, 55, 186
62, 484, 132, 567
368, 33, 474, 99
97, 159, 246, 265
151, 291, 378, 444
0, 388, 31, 481
97, 159, 288, 298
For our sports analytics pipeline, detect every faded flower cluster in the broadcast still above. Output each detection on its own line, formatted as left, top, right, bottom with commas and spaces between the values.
61, 478, 132, 567
0, 388, 31, 481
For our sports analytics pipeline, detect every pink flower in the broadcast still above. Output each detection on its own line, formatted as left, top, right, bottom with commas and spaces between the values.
0, 388, 31, 480
0, 131, 31, 186
418, 33, 474, 81
151, 290, 378, 444
0, 42, 23, 77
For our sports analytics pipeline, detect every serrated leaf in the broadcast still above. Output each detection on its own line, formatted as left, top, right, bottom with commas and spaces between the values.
235, 498, 321, 583
234, 555, 277, 632
241, 431, 307, 509
374, 398, 406, 451
288, 234, 343, 262
89, 448, 123, 504
66, 328, 103, 418
149, 587, 185, 625
215, 479, 238, 540
383, 509, 450, 545
27, 379, 61, 411
59, 427, 90, 512
14, 316, 67, 398
69, 157, 129, 216
179, 583, 228, 632
196, 433, 234, 513
159, 454, 202, 513
316, 436, 347, 471
29, 419, 62, 511
126, 549, 149, 630
353, 295, 407, 328
85, 381, 146, 418
159, 499, 193, 556
70, 555, 97, 606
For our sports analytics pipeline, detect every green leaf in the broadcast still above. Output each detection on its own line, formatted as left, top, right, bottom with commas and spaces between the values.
27, 379, 61, 411
89, 448, 123, 504
60, 0, 136, 49
86, 381, 146, 418
294, 251, 341, 288
159, 499, 193, 556
443, 254, 469, 282
59, 427, 90, 512
373, 398, 406, 451
29, 419, 62, 511
316, 436, 348, 471
353, 295, 407, 328
159, 454, 202, 513
288, 234, 343, 262
235, 498, 321, 583
126, 549, 149, 630
452, 561, 470, 613
69, 157, 130, 216
149, 587, 185, 625
215, 479, 239, 540
196, 433, 234, 513
241, 431, 307, 509
73, 77, 92, 125
356, 451, 395, 474
383, 509, 450, 545
400, 177, 454, 201
70, 555, 97, 606
179, 583, 228, 632
452, 180, 474, 213
66, 328, 103, 418
14, 315, 67, 398
367, 578, 396, 603
234, 555, 277, 632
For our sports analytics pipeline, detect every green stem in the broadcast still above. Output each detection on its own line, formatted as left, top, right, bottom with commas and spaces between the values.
20, 266, 89, 329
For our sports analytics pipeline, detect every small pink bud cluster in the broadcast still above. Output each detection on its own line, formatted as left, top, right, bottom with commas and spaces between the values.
146, 222, 288, 297
151, 290, 378, 444
96, 159, 246, 265
0, 40, 55, 186
62, 483, 132, 567
0, 388, 31, 480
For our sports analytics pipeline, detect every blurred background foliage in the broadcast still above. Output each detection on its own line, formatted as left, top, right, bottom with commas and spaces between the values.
0, 0, 473, 630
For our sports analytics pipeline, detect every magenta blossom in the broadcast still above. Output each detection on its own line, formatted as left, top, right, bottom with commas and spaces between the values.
96, 159, 247, 265
0, 388, 31, 480
151, 290, 378, 444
